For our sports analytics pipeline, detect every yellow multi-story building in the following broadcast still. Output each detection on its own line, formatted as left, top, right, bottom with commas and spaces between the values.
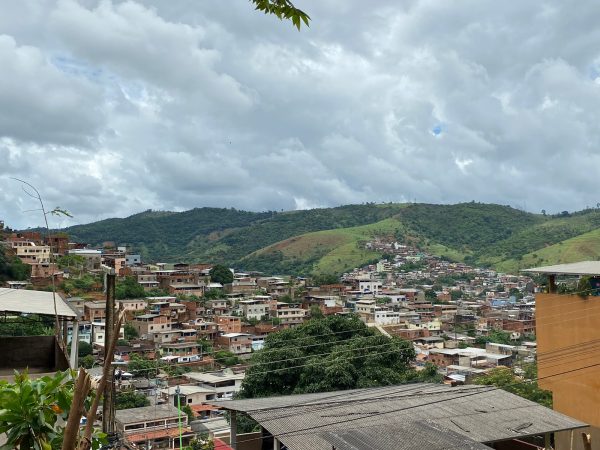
527, 262, 600, 449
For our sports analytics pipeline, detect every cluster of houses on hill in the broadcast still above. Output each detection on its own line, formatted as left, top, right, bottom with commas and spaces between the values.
1, 226, 553, 449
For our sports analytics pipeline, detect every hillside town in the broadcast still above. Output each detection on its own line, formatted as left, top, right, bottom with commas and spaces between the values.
4, 221, 594, 450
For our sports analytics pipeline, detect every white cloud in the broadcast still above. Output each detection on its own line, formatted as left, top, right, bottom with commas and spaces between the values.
2, 0, 600, 228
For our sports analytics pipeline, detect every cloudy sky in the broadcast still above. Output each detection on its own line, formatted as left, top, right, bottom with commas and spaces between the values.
2, 0, 600, 229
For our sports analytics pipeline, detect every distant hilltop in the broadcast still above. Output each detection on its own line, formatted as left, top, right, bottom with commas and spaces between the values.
57, 203, 600, 276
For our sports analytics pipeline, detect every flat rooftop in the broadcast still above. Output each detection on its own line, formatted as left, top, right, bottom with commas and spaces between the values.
116, 404, 180, 424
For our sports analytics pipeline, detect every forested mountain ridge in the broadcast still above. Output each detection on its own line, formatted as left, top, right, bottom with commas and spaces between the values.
59, 203, 600, 275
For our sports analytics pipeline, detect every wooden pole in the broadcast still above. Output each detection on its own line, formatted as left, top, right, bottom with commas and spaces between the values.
102, 272, 116, 434
61, 368, 91, 450
79, 309, 124, 450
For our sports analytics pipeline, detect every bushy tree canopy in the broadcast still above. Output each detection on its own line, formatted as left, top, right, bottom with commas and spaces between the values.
116, 276, 146, 299
238, 315, 424, 399
209, 265, 233, 285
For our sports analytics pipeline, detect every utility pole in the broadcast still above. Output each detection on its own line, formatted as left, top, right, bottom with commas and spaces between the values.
103, 270, 117, 439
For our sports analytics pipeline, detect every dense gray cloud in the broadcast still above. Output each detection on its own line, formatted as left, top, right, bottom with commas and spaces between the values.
2, 0, 600, 229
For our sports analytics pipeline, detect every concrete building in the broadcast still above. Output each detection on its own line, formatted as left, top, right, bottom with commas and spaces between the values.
526, 261, 600, 448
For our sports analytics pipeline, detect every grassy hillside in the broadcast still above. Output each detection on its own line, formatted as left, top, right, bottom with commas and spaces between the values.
241, 218, 403, 275
60, 203, 600, 276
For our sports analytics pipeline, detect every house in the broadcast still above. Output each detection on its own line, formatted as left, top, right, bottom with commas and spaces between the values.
91, 322, 125, 347
16, 244, 50, 264
185, 370, 245, 399
217, 333, 252, 354
130, 314, 172, 339
238, 299, 270, 321
83, 301, 106, 323
216, 315, 242, 334
116, 405, 195, 449
525, 261, 600, 445
358, 278, 382, 294
273, 302, 305, 327
160, 385, 216, 406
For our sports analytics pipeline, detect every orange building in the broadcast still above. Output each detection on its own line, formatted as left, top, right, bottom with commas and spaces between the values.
528, 262, 600, 449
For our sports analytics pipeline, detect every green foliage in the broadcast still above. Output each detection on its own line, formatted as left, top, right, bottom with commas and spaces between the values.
0, 315, 55, 336
78, 341, 93, 357
450, 290, 463, 301
239, 316, 418, 399
209, 265, 234, 284
79, 354, 95, 369
186, 435, 215, 450
182, 404, 195, 423
251, 0, 310, 30
424, 289, 437, 302
124, 323, 139, 341
0, 370, 106, 449
116, 276, 146, 299
60, 274, 100, 295
60, 203, 600, 276
144, 287, 171, 297
311, 273, 339, 286
475, 330, 513, 346
128, 354, 158, 378
214, 351, 240, 367
203, 288, 224, 300
0, 246, 31, 282
55, 254, 86, 276
309, 305, 324, 319
116, 390, 151, 409
473, 366, 552, 408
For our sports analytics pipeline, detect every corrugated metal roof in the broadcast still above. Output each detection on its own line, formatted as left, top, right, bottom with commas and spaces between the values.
321, 421, 491, 450
0, 288, 78, 319
522, 261, 600, 276
211, 384, 586, 450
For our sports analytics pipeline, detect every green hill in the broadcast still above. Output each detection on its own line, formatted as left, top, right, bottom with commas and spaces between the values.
60, 203, 600, 276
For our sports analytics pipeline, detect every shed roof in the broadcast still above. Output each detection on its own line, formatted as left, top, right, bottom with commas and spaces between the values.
522, 261, 600, 276
321, 421, 490, 450
0, 288, 78, 319
209, 383, 586, 450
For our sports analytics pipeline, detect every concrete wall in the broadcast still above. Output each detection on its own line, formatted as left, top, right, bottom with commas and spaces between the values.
0, 336, 69, 373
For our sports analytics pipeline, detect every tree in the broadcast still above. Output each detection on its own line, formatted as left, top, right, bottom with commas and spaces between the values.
215, 350, 240, 367
182, 405, 195, 423
252, 0, 310, 30
475, 330, 512, 346
238, 315, 419, 399
116, 390, 151, 409
186, 435, 215, 450
0, 371, 106, 449
450, 290, 463, 301
78, 341, 93, 357
424, 289, 437, 302
56, 254, 86, 276
115, 276, 146, 299
0, 246, 31, 282
124, 323, 139, 341
473, 366, 552, 408
203, 288, 225, 300
79, 354, 96, 369
209, 265, 234, 285
128, 354, 158, 378
309, 305, 324, 319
